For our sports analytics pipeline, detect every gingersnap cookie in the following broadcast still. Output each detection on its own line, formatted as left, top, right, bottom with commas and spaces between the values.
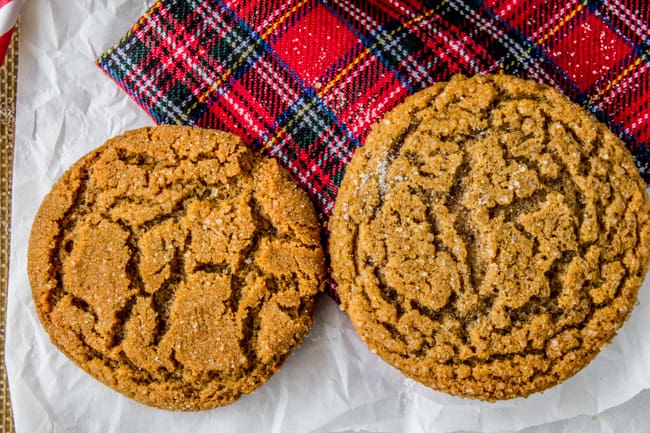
329, 74, 650, 401
28, 125, 325, 410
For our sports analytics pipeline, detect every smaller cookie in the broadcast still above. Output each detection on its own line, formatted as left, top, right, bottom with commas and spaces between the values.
28, 125, 325, 410
329, 74, 650, 401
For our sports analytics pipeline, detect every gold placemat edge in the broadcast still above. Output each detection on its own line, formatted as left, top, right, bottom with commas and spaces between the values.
1, 20, 19, 433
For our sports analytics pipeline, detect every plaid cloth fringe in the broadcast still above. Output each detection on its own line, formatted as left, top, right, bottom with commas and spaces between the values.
98, 0, 650, 293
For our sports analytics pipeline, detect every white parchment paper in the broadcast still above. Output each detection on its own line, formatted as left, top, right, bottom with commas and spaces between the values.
6, 1, 650, 432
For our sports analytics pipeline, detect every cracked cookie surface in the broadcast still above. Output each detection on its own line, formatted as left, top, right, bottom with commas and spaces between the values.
329, 74, 650, 401
28, 125, 325, 410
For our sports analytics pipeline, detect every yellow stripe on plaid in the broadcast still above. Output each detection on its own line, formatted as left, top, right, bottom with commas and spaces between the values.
183, 33, 269, 121
316, 49, 372, 96
537, 1, 587, 45
184, 0, 310, 123
262, 0, 310, 40
318, 3, 445, 96
590, 50, 649, 105
99, 1, 164, 62
262, 126, 290, 152
134, 1, 164, 32
261, 1, 448, 152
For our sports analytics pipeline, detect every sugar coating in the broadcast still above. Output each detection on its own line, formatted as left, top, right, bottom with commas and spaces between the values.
329, 74, 650, 401
28, 126, 325, 410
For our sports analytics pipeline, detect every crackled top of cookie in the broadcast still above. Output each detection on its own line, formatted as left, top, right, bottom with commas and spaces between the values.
28, 126, 325, 410
329, 74, 650, 401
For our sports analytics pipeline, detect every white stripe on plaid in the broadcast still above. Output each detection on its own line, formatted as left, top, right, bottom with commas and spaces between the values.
190, 0, 275, 140
170, 2, 230, 104
218, 84, 271, 139
494, 0, 518, 19
263, 94, 352, 211
261, 94, 345, 172
101, 3, 165, 69
322, 55, 391, 136
305, 123, 351, 171
373, 82, 408, 123
113, 43, 188, 123
451, 0, 560, 89
374, 0, 417, 20
382, 0, 424, 18
329, 0, 429, 88
293, 117, 355, 192
262, 90, 345, 210
253, 57, 301, 111
280, 94, 336, 147
267, 143, 331, 211
198, 1, 265, 73
101, 3, 189, 123
185, 0, 264, 103
413, 13, 484, 74
600, 61, 649, 108
257, 0, 304, 39
122, 7, 196, 123
627, 109, 650, 136
530, 0, 581, 41
604, 0, 650, 42
126, 0, 257, 124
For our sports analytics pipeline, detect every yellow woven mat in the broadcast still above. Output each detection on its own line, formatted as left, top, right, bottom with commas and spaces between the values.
0, 22, 18, 433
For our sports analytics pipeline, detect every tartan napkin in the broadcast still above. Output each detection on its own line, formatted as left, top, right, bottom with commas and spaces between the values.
98, 0, 650, 297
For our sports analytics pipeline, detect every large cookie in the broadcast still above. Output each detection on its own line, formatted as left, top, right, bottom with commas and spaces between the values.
28, 126, 325, 410
329, 74, 650, 401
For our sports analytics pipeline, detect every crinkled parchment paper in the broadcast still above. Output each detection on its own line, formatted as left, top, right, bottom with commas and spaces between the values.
6, 1, 650, 432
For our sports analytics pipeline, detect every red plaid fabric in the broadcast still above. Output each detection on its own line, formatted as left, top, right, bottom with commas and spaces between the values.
98, 0, 650, 296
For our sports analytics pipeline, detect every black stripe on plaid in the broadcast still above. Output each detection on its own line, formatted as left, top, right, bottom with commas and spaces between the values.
617, 129, 650, 183
273, 89, 359, 213
168, 0, 195, 24
204, 18, 264, 76
323, 0, 418, 91
99, 35, 158, 119
99, 2, 199, 124
169, 0, 268, 122
467, 0, 588, 101
130, 2, 211, 123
